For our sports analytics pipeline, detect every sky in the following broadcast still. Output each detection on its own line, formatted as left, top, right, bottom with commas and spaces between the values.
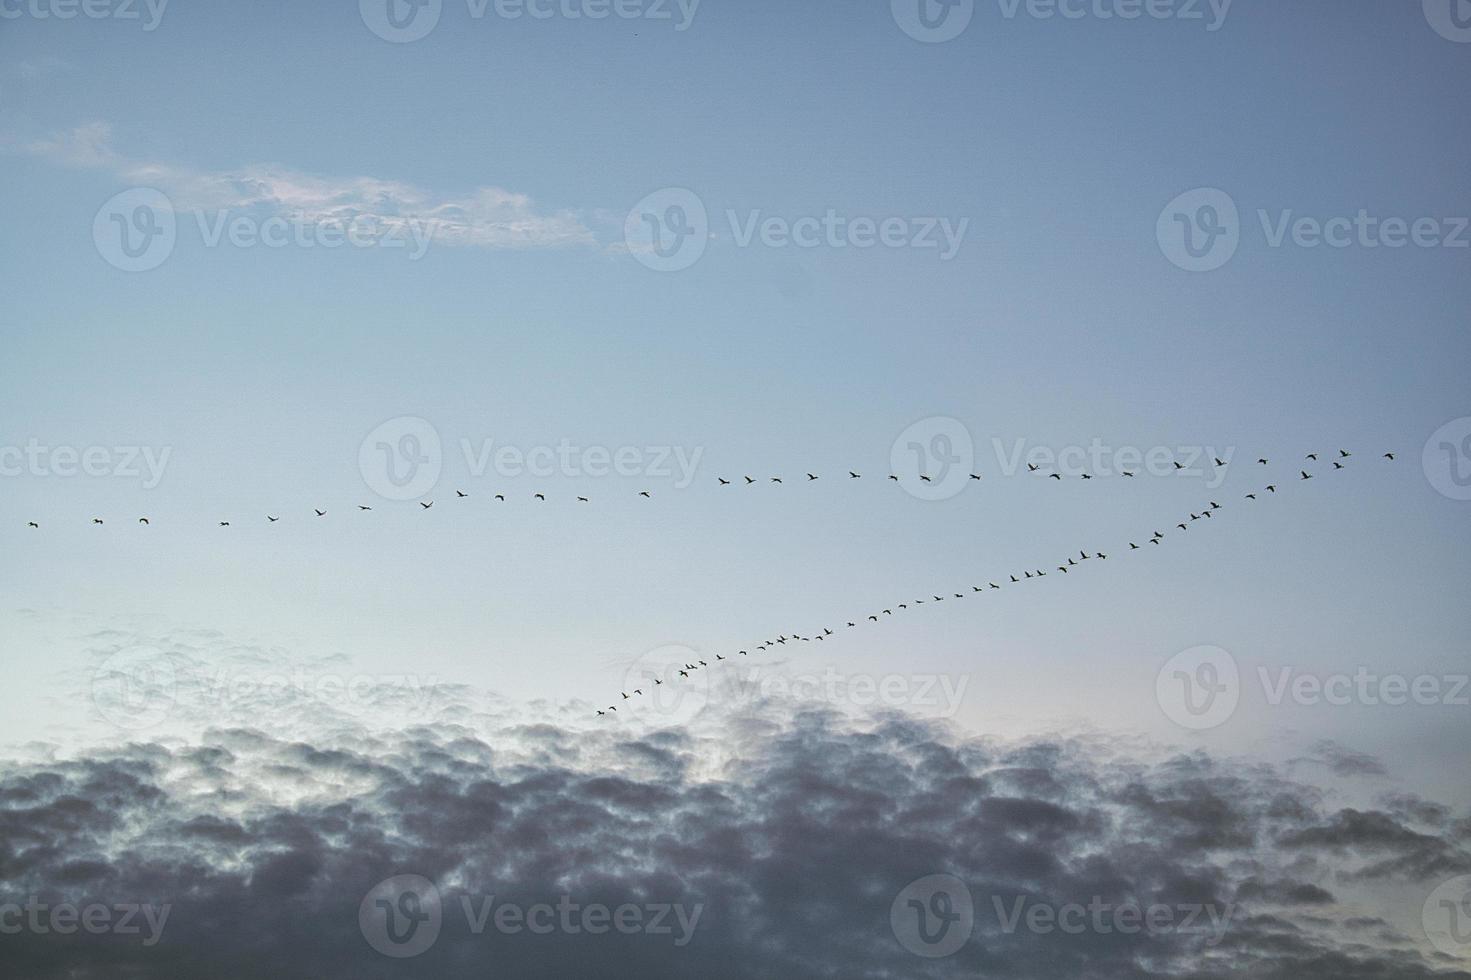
1, 1, 1469, 976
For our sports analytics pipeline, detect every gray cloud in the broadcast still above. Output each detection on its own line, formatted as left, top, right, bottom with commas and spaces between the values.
2, 691, 1469, 979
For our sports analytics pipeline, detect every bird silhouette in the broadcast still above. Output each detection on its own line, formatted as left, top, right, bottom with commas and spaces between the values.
718, 478, 730, 485
27, 522, 38, 528
495, 494, 505, 501
1028, 464, 1039, 472
639, 491, 651, 498
219, 522, 230, 527
456, 490, 468, 498
1258, 458, 1269, 465
1384, 453, 1396, 460
535, 494, 545, 501
1266, 485, 1277, 493
1306, 454, 1318, 461
744, 476, 755, 484
577, 496, 589, 503
421, 501, 433, 509
969, 473, 982, 481
92, 519, 103, 525
1339, 450, 1351, 458
806, 473, 818, 481
138, 518, 150, 525
268, 516, 280, 522
770, 477, 782, 484
1049, 474, 1062, 481
849, 471, 861, 479
1301, 471, 1312, 480
315, 509, 326, 517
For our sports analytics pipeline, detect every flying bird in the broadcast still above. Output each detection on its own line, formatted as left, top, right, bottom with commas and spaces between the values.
718, 478, 730, 485
849, 471, 861, 479
421, 501, 433, 509
138, 518, 150, 525
315, 509, 326, 517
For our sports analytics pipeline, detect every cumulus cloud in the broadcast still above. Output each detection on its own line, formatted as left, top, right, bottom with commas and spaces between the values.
4, 650, 1470, 979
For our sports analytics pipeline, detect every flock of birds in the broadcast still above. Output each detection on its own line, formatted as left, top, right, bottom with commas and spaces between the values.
593, 448, 1398, 717
13, 444, 1399, 719
14, 450, 1395, 530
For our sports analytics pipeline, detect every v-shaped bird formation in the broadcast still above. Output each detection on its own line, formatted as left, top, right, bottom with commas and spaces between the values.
593, 448, 1396, 717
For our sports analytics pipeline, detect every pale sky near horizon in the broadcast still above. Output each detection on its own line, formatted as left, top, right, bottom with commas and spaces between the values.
1, 0, 1469, 813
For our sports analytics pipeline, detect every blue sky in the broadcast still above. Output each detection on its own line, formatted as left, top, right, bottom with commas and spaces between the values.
1, 0, 1469, 808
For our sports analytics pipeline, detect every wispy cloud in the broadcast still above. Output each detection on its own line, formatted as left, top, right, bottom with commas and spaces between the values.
19, 122, 596, 250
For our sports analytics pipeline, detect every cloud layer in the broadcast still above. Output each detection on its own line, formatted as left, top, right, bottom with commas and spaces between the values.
4, 657, 1470, 979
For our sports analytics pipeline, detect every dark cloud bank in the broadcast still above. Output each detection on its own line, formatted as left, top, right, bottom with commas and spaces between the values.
2, 698, 1469, 979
